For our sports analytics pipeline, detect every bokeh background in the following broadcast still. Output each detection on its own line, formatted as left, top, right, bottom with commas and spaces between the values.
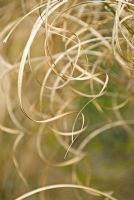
0, 0, 134, 200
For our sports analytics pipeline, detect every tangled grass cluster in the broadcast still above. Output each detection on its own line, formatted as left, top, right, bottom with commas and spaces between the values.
0, 0, 134, 199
